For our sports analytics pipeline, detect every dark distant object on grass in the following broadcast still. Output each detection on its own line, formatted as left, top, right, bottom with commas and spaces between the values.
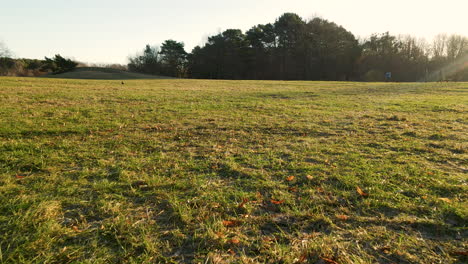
385, 72, 392, 82
42, 54, 78, 74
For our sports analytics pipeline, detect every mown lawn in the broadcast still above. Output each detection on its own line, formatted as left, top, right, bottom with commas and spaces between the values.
0, 77, 466, 263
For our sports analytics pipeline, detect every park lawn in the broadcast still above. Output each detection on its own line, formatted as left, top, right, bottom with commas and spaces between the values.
0, 77, 467, 263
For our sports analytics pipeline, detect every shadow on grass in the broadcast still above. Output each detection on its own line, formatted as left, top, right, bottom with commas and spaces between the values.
0, 129, 87, 138
216, 163, 251, 180
341, 216, 465, 242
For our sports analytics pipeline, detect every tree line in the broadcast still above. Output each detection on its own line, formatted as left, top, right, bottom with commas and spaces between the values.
128, 13, 467, 81
0, 47, 78, 77
1, 13, 467, 81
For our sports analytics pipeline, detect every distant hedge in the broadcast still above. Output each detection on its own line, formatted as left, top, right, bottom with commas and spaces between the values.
0, 54, 78, 77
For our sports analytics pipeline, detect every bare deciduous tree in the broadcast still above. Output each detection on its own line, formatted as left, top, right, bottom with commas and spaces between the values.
0, 41, 12, 58
432, 34, 447, 58
446, 34, 467, 60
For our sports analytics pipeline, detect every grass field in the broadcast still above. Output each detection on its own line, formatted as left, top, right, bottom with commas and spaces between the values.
0, 77, 467, 263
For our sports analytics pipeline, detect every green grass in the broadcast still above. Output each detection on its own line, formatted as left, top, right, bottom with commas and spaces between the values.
0, 77, 467, 263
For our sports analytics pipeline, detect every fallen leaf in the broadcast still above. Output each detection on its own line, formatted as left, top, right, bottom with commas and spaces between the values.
336, 215, 349, 221
15, 174, 26, 179
297, 254, 308, 263
306, 175, 314, 180
227, 248, 236, 255
438, 198, 451, 203
271, 199, 284, 205
321, 257, 339, 264
289, 187, 298, 192
451, 251, 468, 256
229, 238, 240, 244
222, 220, 241, 227
238, 198, 249, 208
356, 186, 369, 197
286, 176, 295, 181
215, 232, 225, 238
71, 226, 81, 232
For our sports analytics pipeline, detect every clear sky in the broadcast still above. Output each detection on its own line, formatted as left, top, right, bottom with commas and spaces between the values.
1, 0, 467, 64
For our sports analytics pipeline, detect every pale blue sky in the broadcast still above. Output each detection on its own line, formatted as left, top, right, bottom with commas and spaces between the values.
1, 0, 467, 64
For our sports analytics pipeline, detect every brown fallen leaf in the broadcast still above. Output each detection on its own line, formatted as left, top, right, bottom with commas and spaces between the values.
222, 220, 242, 227
336, 215, 349, 221
227, 248, 236, 255
215, 231, 225, 239
297, 254, 308, 263
356, 186, 369, 197
321, 257, 339, 264
271, 199, 284, 205
289, 187, 298, 192
229, 238, 240, 244
286, 175, 295, 181
15, 174, 27, 179
451, 251, 468, 256
71, 226, 81, 232
238, 198, 249, 208
306, 175, 314, 180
